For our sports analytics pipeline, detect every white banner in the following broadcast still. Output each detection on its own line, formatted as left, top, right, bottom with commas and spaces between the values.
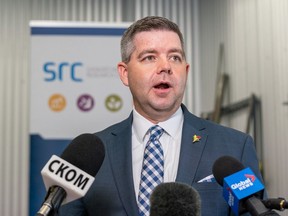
29, 21, 130, 215
30, 21, 131, 139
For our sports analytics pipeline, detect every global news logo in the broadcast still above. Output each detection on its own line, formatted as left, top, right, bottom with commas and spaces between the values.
231, 174, 256, 191
43, 62, 83, 82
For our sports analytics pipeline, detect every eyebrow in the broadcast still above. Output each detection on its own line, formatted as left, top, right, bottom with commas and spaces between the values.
137, 49, 157, 60
169, 48, 184, 56
137, 48, 184, 59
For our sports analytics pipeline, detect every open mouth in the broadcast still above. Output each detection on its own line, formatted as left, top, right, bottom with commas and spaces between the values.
154, 82, 171, 89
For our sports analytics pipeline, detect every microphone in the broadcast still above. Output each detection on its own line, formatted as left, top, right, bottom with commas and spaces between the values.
149, 182, 201, 216
212, 155, 279, 216
262, 198, 288, 211
36, 133, 105, 216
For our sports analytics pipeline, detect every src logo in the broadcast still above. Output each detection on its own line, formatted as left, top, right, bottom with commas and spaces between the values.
43, 62, 83, 82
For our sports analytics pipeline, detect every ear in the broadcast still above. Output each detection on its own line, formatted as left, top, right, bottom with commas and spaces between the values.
117, 62, 129, 86
186, 63, 190, 75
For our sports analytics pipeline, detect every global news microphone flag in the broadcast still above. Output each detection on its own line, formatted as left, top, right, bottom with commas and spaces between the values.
29, 21, 131, 216
223, 167, 265, 215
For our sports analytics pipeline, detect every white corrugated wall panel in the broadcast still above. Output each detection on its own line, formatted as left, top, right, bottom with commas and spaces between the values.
198, 1, 288, 215
257, 0, 288, 203
0, 1, 31, 215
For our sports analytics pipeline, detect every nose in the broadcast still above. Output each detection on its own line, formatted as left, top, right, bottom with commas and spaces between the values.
157, 58, 172, 74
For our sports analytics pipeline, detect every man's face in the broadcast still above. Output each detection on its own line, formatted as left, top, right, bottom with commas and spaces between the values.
118, 30, 189, 122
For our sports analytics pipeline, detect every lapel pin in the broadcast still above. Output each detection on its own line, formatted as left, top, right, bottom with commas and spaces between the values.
193, 135, 201, 143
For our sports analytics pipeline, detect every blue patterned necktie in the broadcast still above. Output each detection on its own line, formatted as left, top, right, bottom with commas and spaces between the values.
138, 125, 164, 216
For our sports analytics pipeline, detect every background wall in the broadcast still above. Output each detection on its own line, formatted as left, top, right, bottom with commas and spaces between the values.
198, 2, 288, 216
0, 0, 287, 215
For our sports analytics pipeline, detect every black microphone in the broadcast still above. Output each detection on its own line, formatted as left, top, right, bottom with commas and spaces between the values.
212, 155, 279, 216
262, 198, 288, 211
150, 182, 201, 216
36, 133, 105, 216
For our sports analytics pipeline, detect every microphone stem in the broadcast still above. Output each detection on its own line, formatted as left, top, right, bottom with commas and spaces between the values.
245, 196, 273, 216
36, 186, 67, 216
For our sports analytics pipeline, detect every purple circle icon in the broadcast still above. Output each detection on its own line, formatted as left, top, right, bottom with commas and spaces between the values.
77, 94, 94, 112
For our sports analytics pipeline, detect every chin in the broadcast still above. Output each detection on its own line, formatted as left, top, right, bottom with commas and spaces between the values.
152, 103, 177, 112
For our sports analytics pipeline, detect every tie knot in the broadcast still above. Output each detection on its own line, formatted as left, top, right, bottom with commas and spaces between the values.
149, 125, 164, 142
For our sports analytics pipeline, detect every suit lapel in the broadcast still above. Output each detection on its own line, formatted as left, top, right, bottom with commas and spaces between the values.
105, 106, 208, 214
176, 105, 208, 184
106, 115, 139, 216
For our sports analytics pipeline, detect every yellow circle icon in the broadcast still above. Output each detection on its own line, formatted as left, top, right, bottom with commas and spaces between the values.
48, 94, 66, 112
105, 94, 123, 112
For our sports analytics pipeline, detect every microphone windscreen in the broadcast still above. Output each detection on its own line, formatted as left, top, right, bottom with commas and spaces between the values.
212, 155, 244, 186
150, 182, 201, 216
60, 133, 105, 177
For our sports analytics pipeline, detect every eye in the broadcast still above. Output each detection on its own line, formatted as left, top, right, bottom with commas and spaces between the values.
170, 55, 182, 62
142, 55, 156, 62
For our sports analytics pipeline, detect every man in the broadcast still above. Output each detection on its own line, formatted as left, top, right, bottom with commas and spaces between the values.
59, 16, 264, 216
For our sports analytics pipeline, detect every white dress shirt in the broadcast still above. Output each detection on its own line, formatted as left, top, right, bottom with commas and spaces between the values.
132, 107, 184, 198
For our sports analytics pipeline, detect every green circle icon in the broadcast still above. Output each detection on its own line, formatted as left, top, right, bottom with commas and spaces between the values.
105, 94, 123, 112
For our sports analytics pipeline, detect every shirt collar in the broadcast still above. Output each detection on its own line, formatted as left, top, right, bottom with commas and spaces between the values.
132, 107, 183, 142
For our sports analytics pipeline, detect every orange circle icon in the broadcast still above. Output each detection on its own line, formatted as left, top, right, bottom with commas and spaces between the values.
48, 94, 66, 112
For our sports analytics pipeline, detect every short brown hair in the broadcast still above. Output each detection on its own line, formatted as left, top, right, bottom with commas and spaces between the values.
121, 16, 186, 63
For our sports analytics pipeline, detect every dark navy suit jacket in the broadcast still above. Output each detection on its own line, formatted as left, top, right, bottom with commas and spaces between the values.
59, 104, 263, 216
